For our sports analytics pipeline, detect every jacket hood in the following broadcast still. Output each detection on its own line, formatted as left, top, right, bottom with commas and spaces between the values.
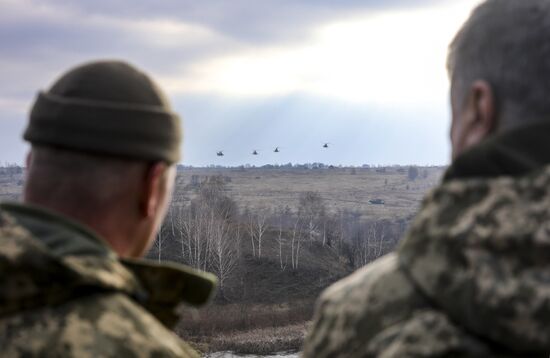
399, 122, 550, 353
0, 203, 216, 328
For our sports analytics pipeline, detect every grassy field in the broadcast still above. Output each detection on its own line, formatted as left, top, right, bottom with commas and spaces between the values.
0, 170, 24, 202
174, 166, 445, 221
178, 302, 312, 355
0, 166, 445, 222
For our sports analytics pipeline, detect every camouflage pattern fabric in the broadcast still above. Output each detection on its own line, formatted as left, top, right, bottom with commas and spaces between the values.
303, 162, 550, 357
0, 202, 216, 357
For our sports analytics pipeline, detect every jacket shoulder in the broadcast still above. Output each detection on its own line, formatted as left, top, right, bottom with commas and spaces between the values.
303, 254, 491, 357
0, 293, 199, 358
367, 310, 491, 357
303, 253, 428, 357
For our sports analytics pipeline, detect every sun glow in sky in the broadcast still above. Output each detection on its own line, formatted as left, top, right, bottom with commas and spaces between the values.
168, 1, 479, 109
0, 0, 483, 166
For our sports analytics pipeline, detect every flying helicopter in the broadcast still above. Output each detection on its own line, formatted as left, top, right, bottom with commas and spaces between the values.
323, 143, 330, 148
252, 150, 259, 155
216, 151, 224, 157
274, 147, 280, 153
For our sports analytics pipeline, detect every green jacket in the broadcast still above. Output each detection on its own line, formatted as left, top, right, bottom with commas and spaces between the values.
303, 123, 550, 357
0, 203, 217, 357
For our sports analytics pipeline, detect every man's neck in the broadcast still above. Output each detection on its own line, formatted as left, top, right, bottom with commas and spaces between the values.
23, 196, 134, 257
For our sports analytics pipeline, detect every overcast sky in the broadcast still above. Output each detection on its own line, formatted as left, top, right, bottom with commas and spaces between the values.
0, 0, 482, 167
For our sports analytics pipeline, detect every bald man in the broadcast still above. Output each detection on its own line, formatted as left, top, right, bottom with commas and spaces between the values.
0, 61, 216, 357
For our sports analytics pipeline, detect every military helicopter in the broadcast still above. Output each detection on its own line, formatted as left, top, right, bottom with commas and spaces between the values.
216, 151, 224, 157
252, 150, 259, 155
274, 147, 280, 153
323, 143, 330, 148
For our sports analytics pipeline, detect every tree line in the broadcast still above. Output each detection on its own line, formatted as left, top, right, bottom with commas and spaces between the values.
151, 175, 409, 300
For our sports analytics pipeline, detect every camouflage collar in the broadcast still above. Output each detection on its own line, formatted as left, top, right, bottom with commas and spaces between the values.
0, 202, 114, 258
399, 165, 550, 351
445, 121, 550, 181
122, 258, 217, 327
0, 202, 216, 327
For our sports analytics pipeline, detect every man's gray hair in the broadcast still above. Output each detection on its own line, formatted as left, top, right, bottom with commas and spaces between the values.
448, 0, 550, 128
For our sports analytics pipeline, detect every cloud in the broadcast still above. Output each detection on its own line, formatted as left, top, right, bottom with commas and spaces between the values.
0, 1, 238, 58
0, 0, 476, 102
160, 1, 480, 109
0, 0, 243, 100
28, 0, 454, 43
0, 0, 482, 165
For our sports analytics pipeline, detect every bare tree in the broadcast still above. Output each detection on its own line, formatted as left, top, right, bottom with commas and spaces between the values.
353, 219, 392, 268
298, 191, 326, 243
276, 221, 287, 270
154, 229, 164, 262
170, 176, 238, 275
151, 212, 178, 263
176, 202, 208, 270
273, 207, 292, 270
290, 219, 303, 270
322, 216, 340, 249
243, 208, 256, 258
371, 220, 389, 258
210, 218, 238, 298
246, 209, 269, 259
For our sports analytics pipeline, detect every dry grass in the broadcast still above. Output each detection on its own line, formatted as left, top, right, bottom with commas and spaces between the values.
178, 301, 314, 335
175, 167, 444, 221
0, 172, 24, 202
205, 323, 307, 355
177, 302, 314, 354
0, 166, 444, 220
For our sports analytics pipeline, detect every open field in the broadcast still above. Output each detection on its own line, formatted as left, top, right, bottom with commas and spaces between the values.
174, 166, 445, 221
0, 166, 445, 222
0, 167, 24, 202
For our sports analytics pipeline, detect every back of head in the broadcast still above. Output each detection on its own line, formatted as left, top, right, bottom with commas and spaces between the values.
25, 146, 146, 218
448, 0, 550, 130
23, 61, 181, 254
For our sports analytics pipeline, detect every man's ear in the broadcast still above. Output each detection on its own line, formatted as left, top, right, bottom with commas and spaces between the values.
465, 80, 497, 145
140, 162, 167, 218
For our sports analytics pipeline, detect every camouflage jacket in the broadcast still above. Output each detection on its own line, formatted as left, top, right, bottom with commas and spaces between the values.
303, 124, 550, 357
0, 202, 217, 357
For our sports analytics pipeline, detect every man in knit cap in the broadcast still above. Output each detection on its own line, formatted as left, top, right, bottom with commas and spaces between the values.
0, 60, 216, 357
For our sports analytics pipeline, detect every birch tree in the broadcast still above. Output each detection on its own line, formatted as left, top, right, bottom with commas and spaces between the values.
298, 191, 326, 242
290, 219, 303, 270
210, 218, 238, 298
246, 209, 269, 259
273, 206, 292, 270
